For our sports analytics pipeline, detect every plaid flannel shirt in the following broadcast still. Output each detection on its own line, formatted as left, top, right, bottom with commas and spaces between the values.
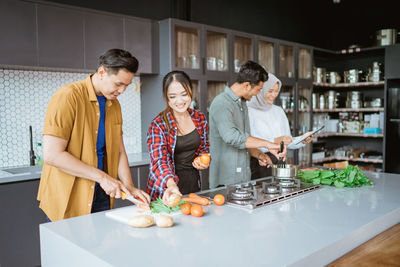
146, 108, 209, 200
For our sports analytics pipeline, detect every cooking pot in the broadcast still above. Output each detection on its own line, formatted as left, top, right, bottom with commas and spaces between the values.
314, 67, 326, 83
344, 69, 361, 83
346, 91, 363, 108
375, 29, 398, 46
319, 94, 326, 109
325, 90, 338, 109
312, 93, 318, 109
327, 72, 341, 84
367, 62, 382, 82
271, 164, 298, 179
280, 93, 291, 109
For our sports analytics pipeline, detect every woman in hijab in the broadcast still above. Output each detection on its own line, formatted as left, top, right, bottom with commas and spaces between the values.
247, 73, 313, 179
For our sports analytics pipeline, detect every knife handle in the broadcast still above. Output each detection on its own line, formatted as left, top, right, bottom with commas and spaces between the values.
121, 191, 145, 203
121, 191, 128, 200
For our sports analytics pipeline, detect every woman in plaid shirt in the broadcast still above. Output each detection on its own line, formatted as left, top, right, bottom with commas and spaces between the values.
146, 71, 210, 202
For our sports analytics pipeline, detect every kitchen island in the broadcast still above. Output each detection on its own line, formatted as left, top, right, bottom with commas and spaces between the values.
40, 171, 400, 267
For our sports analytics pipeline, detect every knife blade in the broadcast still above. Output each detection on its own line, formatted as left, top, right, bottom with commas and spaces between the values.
121, 191, 147, 206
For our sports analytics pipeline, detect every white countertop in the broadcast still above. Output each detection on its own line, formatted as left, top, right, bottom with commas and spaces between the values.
39, 171, 400, 267
0, 152, 150, 184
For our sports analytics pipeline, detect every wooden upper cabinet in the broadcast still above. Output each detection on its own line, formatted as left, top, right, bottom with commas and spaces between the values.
258, 40, 275, 74
234, 36, 253, 72
279, 44, 295, 78
125, 18, 155, 74
206, 31, 228, 72
298, 47, 312, 80
174, 25, 201, 70
37, 4, 84, 69
84, 12, 124, 70
0, 0, 37, 66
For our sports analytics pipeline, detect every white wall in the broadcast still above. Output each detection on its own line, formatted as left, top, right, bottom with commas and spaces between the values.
0, 68, 141, 168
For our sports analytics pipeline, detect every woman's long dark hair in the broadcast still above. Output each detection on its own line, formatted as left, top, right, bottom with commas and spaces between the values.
161, 71, 193, 133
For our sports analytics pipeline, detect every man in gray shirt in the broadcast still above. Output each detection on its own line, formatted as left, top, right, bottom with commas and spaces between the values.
209, 61, 284, 188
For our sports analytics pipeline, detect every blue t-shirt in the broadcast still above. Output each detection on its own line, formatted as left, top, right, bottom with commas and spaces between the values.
96, 95, 107, 170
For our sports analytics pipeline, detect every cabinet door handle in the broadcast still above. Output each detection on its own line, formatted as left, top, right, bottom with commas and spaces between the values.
202, 57, 206, 75
390, 119, 400, 122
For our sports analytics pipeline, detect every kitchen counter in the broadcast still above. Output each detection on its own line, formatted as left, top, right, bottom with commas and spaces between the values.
40, 171, 400, 267
0, 152, 150, 184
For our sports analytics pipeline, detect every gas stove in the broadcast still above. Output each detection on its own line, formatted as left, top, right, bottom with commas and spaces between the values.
198, 176, 321, 210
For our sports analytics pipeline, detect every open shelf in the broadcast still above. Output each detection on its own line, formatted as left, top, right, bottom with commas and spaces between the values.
312, 156, 383, 164
313, 107, 384, 113
284, 109, 310, 113
314, 45, 385, 55
313, 81, 384, 88
316, 132, 384, 138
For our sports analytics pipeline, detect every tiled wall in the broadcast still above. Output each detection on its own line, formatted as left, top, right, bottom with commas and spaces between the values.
0, 68, 141, 168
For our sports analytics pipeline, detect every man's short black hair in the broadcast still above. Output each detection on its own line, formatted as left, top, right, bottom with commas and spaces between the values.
99, 49, 139, 74
236, 60, 268, 86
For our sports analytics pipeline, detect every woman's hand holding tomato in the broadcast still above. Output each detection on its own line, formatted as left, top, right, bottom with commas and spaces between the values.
192, 153, 211, 170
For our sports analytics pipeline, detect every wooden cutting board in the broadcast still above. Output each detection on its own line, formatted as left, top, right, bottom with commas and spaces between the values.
105, 205, 181, 225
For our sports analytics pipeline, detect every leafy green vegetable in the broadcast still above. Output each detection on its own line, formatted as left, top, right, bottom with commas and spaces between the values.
321, 178, 333, 185
312, 178, 321, 185
298, 170, 321, 182
297, 165, 374, 188
334, 180, 345, 188
150, 198, 185, 214
320, 170, 335, 179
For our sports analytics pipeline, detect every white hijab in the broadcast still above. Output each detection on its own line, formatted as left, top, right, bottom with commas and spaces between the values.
247, 74, 303, 150
247, 73, 282, 110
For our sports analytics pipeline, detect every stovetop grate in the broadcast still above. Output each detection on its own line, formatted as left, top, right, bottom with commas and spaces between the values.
197, 176, 321, 210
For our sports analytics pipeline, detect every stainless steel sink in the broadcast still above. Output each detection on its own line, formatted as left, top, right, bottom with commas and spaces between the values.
2, 165, 42, 175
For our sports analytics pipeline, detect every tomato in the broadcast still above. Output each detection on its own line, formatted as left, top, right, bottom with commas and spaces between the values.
180, 203, 192, 215
193, 154, 211, 166
213, 194, 225, 206
190, 204, 203, 217
199, 154, 211, 165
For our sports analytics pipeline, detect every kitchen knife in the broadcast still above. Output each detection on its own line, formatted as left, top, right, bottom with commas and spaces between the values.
121, 191, 147, 206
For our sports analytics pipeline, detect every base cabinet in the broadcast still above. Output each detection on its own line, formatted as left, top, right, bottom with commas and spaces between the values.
0, 180, 46, 267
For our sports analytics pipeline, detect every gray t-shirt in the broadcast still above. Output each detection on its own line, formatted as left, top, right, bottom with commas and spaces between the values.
209, 86, 251, 188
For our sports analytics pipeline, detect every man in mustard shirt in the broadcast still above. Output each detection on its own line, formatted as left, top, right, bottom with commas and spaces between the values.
37, 49, 150, 221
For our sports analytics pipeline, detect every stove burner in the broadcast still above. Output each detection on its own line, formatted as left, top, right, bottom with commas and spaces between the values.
275, 177, 301, 188
265, 184, 280, 194
230, 188, 253, 200
279, 179, 295, 187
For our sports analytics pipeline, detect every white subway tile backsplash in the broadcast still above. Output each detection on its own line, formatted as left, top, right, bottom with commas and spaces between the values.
0, 68, 141, 168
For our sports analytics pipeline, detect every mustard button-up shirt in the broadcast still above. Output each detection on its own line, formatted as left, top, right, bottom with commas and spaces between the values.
37, 75, 123, 221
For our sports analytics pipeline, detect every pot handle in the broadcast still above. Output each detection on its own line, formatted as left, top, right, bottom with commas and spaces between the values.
278, 141, 286, 167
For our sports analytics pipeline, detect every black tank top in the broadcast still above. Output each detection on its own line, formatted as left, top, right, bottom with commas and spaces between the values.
174, 128, 201, 170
